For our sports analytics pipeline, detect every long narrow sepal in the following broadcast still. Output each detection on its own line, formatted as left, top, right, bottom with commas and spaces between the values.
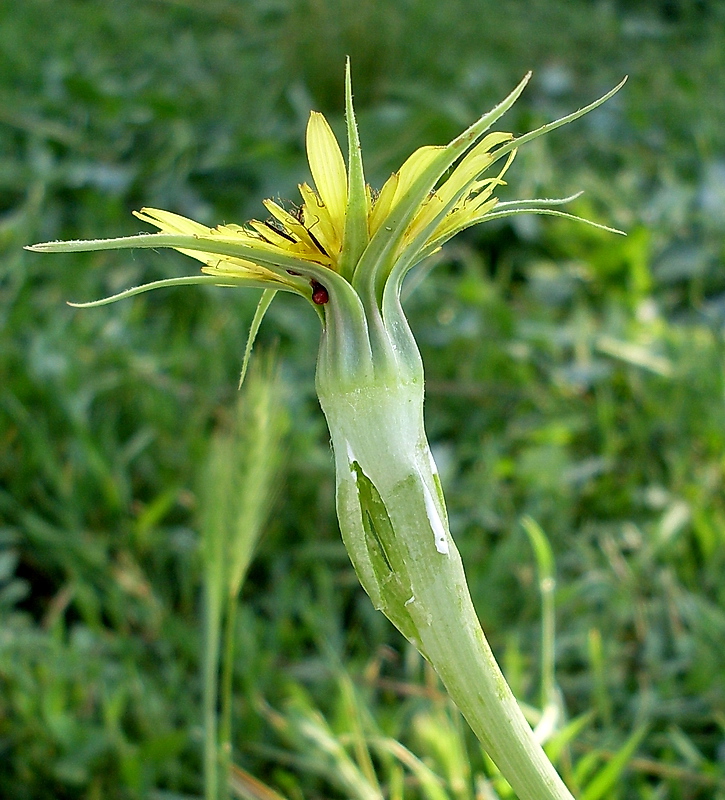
350, 74, 533, 380
495, 191, 584, 209
417, 207, 625, 263
489, 76, 628, 166
476, 207, 625, 233
29, 232, 376, 386
339, 57, 369, 281
238, 289, 278, 390
65, 275, 274, 308
407, 207, 624, 269
27, 233, 319, 284
382, 80, 626, 292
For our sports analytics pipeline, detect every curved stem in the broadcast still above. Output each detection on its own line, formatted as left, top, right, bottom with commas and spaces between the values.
398, 501, 573, 800
318, 378, 575, 800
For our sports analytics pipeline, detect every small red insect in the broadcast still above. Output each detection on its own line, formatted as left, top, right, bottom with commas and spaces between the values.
310, 280, 329, 305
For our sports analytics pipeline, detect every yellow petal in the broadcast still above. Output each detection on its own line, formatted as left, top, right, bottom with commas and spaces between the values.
214, 223, 248, 235
306, 112, 348, 237
436, 132, 513, 206
263, 199, 334, 265
494, 148, 518, 181
134, 207, 211, 236
396, 136, 509, 252
248, 219, 299, 249
470, 196, 499, 217
405, 191, 446, 243
135, 208, 227, 269
391, 145, 445, 208
298, 182, 341, 257
135, 208, 292, 281
426, 146, 517, 245
432, 197, 499, 242
200, 259, 281, 281
212, 224, 272, 249
369, 173, 399, 235
263, 200, 312, 244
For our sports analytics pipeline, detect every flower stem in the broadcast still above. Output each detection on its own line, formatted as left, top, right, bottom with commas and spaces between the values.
318, 376, 576, 800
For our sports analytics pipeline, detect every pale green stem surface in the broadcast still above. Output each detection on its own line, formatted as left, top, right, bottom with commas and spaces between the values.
317, 376, 576, 800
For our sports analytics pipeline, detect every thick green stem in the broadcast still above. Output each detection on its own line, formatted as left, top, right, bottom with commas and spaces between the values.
317, 376, 575, 800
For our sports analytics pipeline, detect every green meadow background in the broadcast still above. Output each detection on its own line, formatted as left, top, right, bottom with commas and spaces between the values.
2, 0, 725, 797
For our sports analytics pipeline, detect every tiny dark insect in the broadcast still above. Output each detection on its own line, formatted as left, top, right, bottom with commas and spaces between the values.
310, 280, 329, 305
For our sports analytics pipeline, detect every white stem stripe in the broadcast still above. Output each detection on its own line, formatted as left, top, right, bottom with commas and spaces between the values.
423, 480, 449, 555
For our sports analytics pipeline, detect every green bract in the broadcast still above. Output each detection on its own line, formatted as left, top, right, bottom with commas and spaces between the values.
28, 62, 626, 800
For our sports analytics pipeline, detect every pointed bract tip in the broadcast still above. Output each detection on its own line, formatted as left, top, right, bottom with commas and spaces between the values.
344, 57, 353, 101
515, 71, 532, 93
25, 241, 74, 253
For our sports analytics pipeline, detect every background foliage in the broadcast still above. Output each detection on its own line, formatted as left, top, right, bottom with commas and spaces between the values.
2, 0, 725, 797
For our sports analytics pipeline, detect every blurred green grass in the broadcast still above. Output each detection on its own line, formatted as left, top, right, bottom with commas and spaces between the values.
2, 0, 725, 797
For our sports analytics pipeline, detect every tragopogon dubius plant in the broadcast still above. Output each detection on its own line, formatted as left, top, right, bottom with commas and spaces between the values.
28, 62, 625, 800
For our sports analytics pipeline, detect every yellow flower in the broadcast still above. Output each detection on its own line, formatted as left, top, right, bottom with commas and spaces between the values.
28, 61, 624, 318
28, 63, 625, 389
133, 115, 512, 287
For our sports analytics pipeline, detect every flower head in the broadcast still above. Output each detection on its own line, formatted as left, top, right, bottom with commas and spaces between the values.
28, 62, 624, 387
132, 110, 513, 285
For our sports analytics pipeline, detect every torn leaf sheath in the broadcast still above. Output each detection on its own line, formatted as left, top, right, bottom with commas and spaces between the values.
319, 377, 441, 648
